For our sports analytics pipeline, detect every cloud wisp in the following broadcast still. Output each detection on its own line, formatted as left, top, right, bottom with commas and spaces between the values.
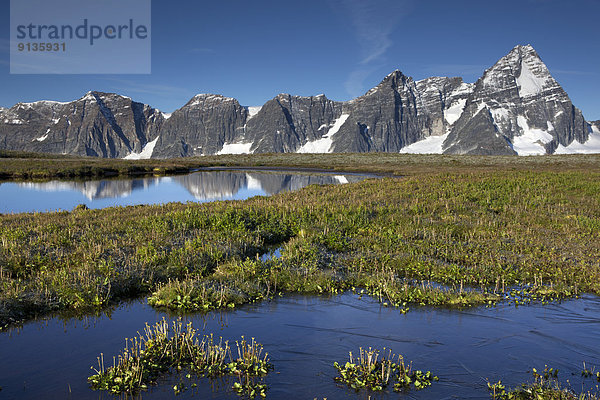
330, 0, 412, 97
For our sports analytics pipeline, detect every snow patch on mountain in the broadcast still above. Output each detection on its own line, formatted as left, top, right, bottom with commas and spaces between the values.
245, 106, 262, 119
491, 107, 510, 124
296, 114, 349, 153
23, 100, 69, 106
513, 116, 553, 155
216, 142, 253, 155
81, 92, 97, 102
517, 61, 548, 97
123, 136, 159, 160
189, 94, 236, 107
454, 82, 475, 96
3, 118, 24, 125
399, 133, 448, 154
444, 99, 467, 125
554, 124, 600, 154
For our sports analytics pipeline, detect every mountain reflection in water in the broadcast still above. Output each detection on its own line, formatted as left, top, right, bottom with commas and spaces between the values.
171, 171, 361, 200
1, 170, 371, 213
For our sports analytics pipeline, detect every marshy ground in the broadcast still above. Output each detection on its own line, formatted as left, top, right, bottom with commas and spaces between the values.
1, 152, 599, 398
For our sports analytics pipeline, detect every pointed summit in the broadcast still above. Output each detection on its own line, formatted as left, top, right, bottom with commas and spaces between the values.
182, 94, 239, 109
480, 44, 558, 100
364, 69, 412, 96
444, 44, 589, 155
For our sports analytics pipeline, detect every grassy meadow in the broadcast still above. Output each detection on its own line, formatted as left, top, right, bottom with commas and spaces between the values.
1, 153, 599, 329
2, 152, 600, 398
2, 149, 600, 179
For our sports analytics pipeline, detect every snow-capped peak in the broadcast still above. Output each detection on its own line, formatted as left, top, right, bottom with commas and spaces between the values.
78, 91, 130, 103
482, 44, 554, 91
21, 100, 69, 107
186, 94, 236, 107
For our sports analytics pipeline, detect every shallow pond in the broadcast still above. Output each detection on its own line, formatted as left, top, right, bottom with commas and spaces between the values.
0, 169, 371, 213
1, 293, 599, 399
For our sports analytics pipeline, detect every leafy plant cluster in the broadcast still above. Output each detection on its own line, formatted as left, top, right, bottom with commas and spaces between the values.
333, 347, 437, 392
488, 365, 600, 400
88, 318, 272, 397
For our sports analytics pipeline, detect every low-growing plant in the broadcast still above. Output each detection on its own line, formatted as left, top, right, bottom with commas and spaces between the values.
488, 365, 600, 400
582, 363, 600, 382
232, 375, 268, 398
88, 318, 272, 396
333, 347, 437, 392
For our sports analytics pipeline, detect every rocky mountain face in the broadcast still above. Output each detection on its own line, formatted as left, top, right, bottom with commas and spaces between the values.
152, 94, 247, 158
245, 94, 343, 154
444, 107, 517, 155
0, 92, 163, 158
1, 44, 598, 157
327, 72, 473, 153
444, 45, 589, 155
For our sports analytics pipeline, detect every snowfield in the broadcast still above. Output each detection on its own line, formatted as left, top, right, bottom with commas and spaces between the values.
296, 114, 350, 153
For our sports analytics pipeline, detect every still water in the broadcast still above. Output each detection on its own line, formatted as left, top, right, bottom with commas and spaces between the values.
0, 169, 371, 213
1, 293, 599, 399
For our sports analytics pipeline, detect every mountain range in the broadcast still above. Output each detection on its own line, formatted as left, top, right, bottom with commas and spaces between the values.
1, 44, 598, 158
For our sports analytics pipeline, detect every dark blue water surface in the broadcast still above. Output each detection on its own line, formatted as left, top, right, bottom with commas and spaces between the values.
1, 293, 599, 399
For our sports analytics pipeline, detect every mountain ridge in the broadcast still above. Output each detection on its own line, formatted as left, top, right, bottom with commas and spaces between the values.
1, 44, 598, 157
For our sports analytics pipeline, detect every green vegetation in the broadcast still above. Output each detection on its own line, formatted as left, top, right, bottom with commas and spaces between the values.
333, 347, 437, 392
2, 151, 600, 180
1, 155, 600, 328
1, 153, 600, 398
488, 366, 600, 400
0, 203, 293, 327
88, 318, 272, 397
0, 150, 191, 179
582, 363, 600, 381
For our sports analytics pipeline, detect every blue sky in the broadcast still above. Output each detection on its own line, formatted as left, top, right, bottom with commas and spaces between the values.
1, 0, 599, 120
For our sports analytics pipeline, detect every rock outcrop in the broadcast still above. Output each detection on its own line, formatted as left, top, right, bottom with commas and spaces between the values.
0, 92, 162, 158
